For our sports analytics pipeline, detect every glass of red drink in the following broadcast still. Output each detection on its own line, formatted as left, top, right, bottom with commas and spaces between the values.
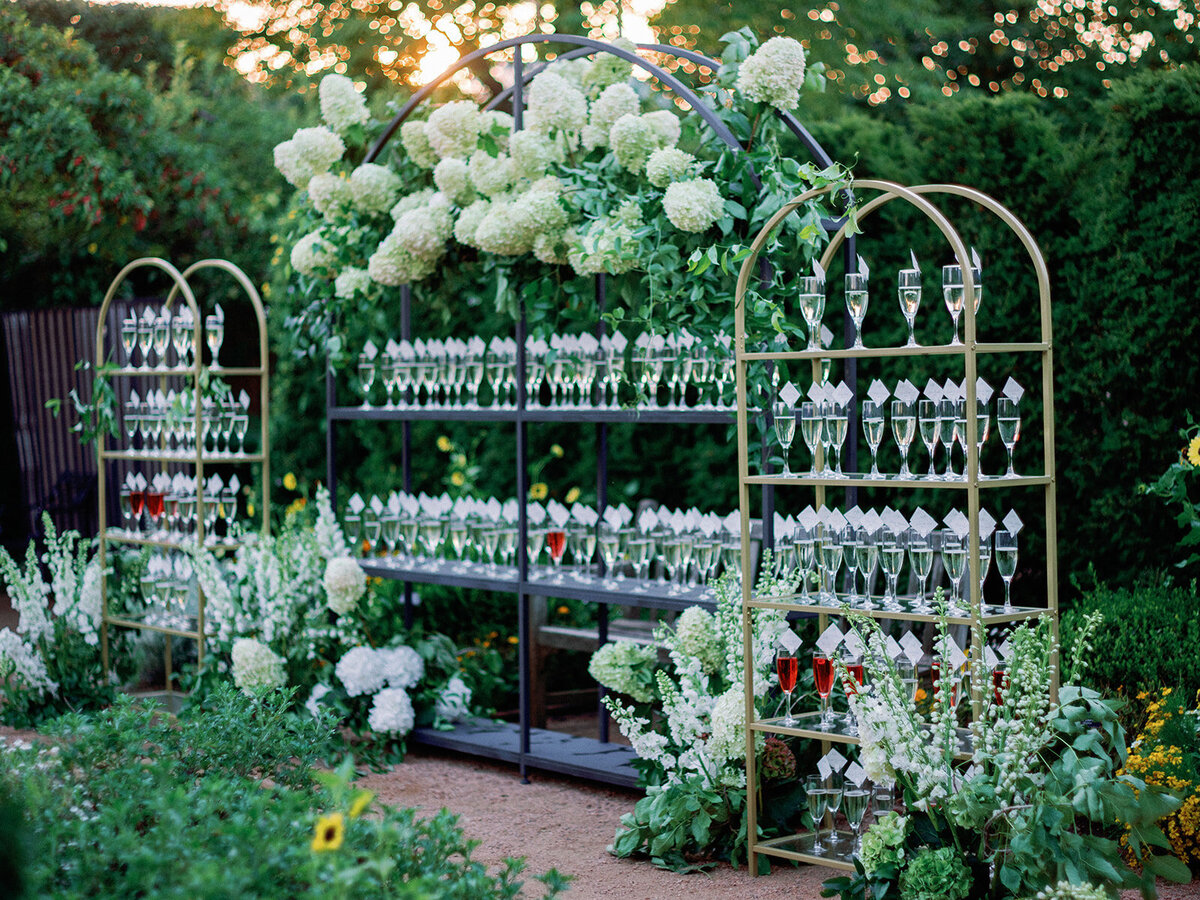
842, 649, 865, 736
813, 652, 836, 730
546, 529, 567, 583
776, 650, 798, 727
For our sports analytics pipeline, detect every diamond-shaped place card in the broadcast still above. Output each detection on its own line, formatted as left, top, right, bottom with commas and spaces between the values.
214, 303, 225, 323
943, 379, 962, 402
816, 623, 844, 656
943, 635, 968, 672
773, 511, 788, 538
807, 381, 830, 404
638, 507, 660, 532
820, 325, 834, 349
227, 473, 241, 494
387, 492, 402, 514
812, 260, 826, 283
817, 755, 833, 780
833, 381, 854, 406
578, 333, 599, 353
845, 761, 869, 788
129, 388, 141, 406
971, 247, 982, 269
207, 473, 224, 494
944, 509, 970, 539
610, 331, 629, 353
1003, 509, 1024, 536
856, 254, 870, 280
615, 503, 633, 525
779, 629, 803, 654
884, 508, 909, 535
722, 510, 741, 534
844, 506, 864, 529
172, 472, 190, 491
910, 249, 921, 272
885, 634, 903, 660
527, 502, 547, 525
910, 508, 938, 538
998, 638, 1012, 661
860, 508, 883, 534
347, 492, 365, 514
975, 377, 994, 405
827, 509, 848, 533
779, 381, 801, 407
603, 506, 624, 530
547, 500, 570, 528
867, 379, 891, 406
824, 746, 848, 774
900, 630, 925, 666
984, 646, 1000, 669
895, 379, 920, 406
1002, 377, 1024, 402
799, 505, 821, 531
978, 508, 997, 541
369, 494, 384, 515
923, 378, 944, 403
362, 339, 378, 360
843, 629, 866, 657
385, 338, 401, 357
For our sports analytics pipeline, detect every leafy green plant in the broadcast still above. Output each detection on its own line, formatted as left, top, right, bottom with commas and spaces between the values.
1144, 413, 1200, 577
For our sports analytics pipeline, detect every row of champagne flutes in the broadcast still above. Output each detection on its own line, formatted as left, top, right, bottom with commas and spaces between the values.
800, 771, 892, 858
771, 505, 1024, 614
140, 552, 195, 613
342, 492, 753, 594
120, 388, 252, 458
771, 377, 1025, 480
353, 331, 739, 411
795, 251, 982, 351
116, 471, 242, 544
117, 304, 226, 370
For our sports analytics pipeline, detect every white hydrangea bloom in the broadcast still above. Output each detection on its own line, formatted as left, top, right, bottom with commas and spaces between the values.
479, 109, 514, 149
425, 100, 481, 159
368, 232, 431, 285
334, 266, 371, 300
646, 147, 695, 189
349, 163, 402, 214
586, 83, 640, 150
323, 557, 366, 615
608, 114, 666, 174
313, 484, 349, 559
642, 110, 681, 149
273, 126, 345, 188
336, 646, 387, 697
305, 682, 332, 718
525, 71, 587, 134
582, 39, 636, 93
672, 607, 723, 674
368, 686, 415, 735
0, 628, 56, 695
399, 120, 439, 168
230, 638, 286, 693
706, 685, 748, 765
394, 204, 453, 262
474, 198, 536, 256
434, 675, 473, 722
587, 640, 656, 702
390, 188, 436, 220
290, 230, 337, 276
467, 150, 515, 198
509, 130, 560, 180
662, 177, 724, 233
433, 158, 474, 206
737, 36, 807, 111
566, 207, 642, 276
550, 57, 591, 90
533, 230, 569, 265
379, 645, 424, 689
319, 73, 371, 134
307, 173, 354, 219
453, 198, 491, 247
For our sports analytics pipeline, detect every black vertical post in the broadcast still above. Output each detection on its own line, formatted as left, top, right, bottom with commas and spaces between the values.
400, 283, 415, 629
512, 52, 532, 784
595, 273, 609, 744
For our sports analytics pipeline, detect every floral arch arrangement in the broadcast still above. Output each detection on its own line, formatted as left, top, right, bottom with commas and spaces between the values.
273, 30, 853, 364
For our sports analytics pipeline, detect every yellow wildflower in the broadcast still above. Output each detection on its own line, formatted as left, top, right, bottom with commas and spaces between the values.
914, 688, 928, 703
437, 435, 453, 452
507, 635, 519, 645
286, 497, 307, 516
550, 444, 564, 458
348, 791, 373, 819
530, 482, 548, 501
247, 503, 255, 517
283, 472, 298, 491
450, 471, 466, 487
311, 812, 345, 852
1187, 434, 1200, 467
565, 486, 581, 504
557, 605, 569, 615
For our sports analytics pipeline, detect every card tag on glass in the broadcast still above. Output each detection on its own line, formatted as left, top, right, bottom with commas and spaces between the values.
978, 509, 997, 541
807, 381, 830, 404
817, 755, 832, 780
894, 379, 920, 406
348, 493, 365, 514
923, 379, 944, 403
856, 254, 870, 280
944, 509, 970, 538
843, 629, 866, 657
780, 381, 802, 406
362, 339, 378, 360
844, 506, 864, 529
1002, 377, 1024, 402
900, 631, 925, 666
844, 761, 869, 787
1002, 510, 1024, 536
998, 638, 1012, 660
820, 325, 834, 349
638, 508, 659, 532
799, 505, 820, 531
943, 635, 968, 671
824, 747, 848, 773
867, 379, 891, 406
984, 646, 1000, 669
943, 379, 962, 402
816, 624, 844, 656
910, 508, 938, 538
885, 635, 904, 660
975, 377, 994, 404
833, 381, 855, 406
779, 629, 802, 654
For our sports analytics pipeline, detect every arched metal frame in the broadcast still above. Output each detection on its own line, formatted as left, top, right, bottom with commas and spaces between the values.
94, 257, 271, 701
328, 33, 851, 783
731, 180, 1057, 874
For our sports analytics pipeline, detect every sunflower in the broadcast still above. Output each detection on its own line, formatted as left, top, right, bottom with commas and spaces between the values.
437, 435, 453, 452
311, 812, 345, 852
1187, 434, 1200, 467
282, 471, 298, 491
530, 482, 548, 501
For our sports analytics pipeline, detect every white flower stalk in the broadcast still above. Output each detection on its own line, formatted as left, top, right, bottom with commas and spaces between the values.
434, 675, 472, 722
314, 484, 350, 559
662, 178, 724, 233
0, 540, 51, 642
0, 628, 56, 696
230, 637, 286, 692
305, 682, 332, 717
323, 557, 366, 616
290, 230, 336, 276
425, 100, 481, 159
368, 686, 415, 735
737, 36, 807, 111
525, 71, 587, 135
273, 126, 345, 188
319, 73, 371, 135
399, 120, 439, 168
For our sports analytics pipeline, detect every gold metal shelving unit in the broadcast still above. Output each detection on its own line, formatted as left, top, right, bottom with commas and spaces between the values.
94, 257, 270, 697
732, 181, 1058, 873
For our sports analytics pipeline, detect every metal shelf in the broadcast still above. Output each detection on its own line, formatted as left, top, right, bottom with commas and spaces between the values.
750, 713, 974, 758
740, 340, 1048, 363
755, 832, 857, 871
100, 450, 264, 463
102, 529, 241, 551
329, 404, 733, 424
743, 473, 1051, 489
746, 593, 1044, 626
105, 365, 264, 377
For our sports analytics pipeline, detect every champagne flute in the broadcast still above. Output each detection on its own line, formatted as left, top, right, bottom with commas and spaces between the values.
871, 783, 896, 825
172, 312, 192, 367
358, 353, 376, 409
841, 527, 860, 606
795, 527, 817, 603
776, 649, 799, 727
918, 399, 941, 480
806, 775, 830, 853
598, 524, 623, 590
995, 529, 1019, 613
938, 399, 958, 480
941, 530, 967, 613
842, 648, 864, 735
546, 527, 567, 583
799, 401, 825, 476
813, 652, 836, 731
819, 530, 843, 603
120, 315, 139, 367
854, 527, 878, 608
974, 532, 993, 607
845, 272, 869, 348
879, 528, 905, 611
861, 400, 885, 479
153, 313, 171, 369
824, 774, 844, 848
205, 314, 224, 367
119, 487, 133, 532
843, 784, 871, 854
891, 399, 916, 479
828, 401, 850, 477
898, 266, 921, 347
997, 397, 1021, 478
909, 530, 935, 614
772, 401, 797, 476
975, 399, 991, 477
797, 275, 825, 350
942, 264, 966, 345
137, 314, 155, 371
896, 661, 918, 705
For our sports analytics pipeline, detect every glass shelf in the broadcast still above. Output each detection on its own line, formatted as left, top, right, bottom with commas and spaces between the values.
102, 529, 241, 551
100, 449, 264, 463
743, 473, 1050, 489
105, 612, 200, 640
746, 592, 1044, 626
106, 365, 264, 377
752, 712, 974, 759
739, 340, 1049, 362
754, 830, 857, 870
328, 405, 734, 424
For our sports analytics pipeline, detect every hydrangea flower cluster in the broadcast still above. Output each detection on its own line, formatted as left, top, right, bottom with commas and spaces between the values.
349, 163, 402, 214
273, 126, 345, 188
858, 812, 908, 875
230, 637, 287, 693
368, 686, 415, 735
323, 557, 366, 615
334, 266, 371, 300
588, 641, 657, 702
318, 73, 370, 135
662, 178, 724, 233
290, 230, 336, 276
434, 674, 473, 722
736, 36, 808, 111
307, 172, 353, 219
1030, 882, 1111, 900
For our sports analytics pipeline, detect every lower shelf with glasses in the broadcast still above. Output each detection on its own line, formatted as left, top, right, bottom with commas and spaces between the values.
411, 717, 641, 788
756, 830, 858, 870
752, 713, 975, 758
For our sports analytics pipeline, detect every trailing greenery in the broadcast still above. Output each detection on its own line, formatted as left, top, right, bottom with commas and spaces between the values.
0, 685, 568, 899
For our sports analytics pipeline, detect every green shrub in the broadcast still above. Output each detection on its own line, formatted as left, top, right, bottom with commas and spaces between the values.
1061, 580, 1200, 699
0, 685, 567, 899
